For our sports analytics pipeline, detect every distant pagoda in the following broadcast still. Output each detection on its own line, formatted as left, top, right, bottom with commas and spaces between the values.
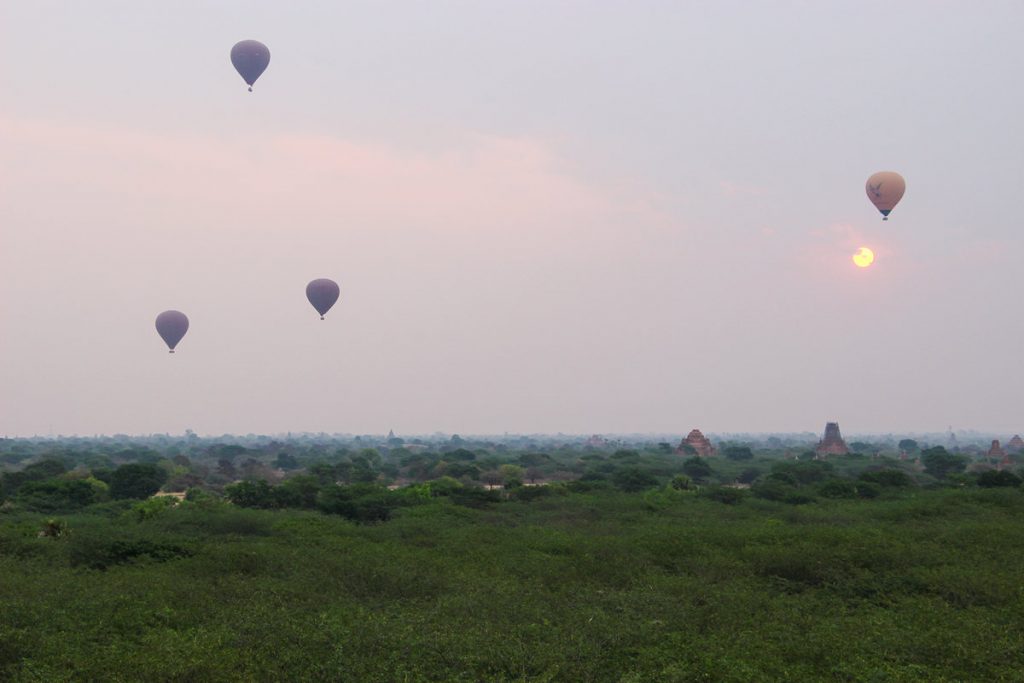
1007, 435, 1024, 453
677, 429, 716, 457
815, 422, 849, 458
987, 440, 1007, 459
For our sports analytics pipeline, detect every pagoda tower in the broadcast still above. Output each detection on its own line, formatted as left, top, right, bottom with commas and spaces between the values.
814, 422, 849, 458
677, 429, 716, 457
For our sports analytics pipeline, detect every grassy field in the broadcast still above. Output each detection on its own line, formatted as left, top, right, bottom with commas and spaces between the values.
2, 486, 1023, 681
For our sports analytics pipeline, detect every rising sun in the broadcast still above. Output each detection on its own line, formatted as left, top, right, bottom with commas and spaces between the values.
852, 247, 875, 268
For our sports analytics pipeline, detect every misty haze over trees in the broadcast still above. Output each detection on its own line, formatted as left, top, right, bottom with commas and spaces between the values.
3, 429, 1023, 679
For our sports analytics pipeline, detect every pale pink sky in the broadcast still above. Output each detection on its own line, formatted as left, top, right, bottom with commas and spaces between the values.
2, 2, 1022, 436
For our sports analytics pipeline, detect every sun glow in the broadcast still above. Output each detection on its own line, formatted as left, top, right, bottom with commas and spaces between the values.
852, 247, 875, 268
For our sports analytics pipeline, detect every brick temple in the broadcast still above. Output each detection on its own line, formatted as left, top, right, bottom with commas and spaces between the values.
1007, 435, 1024, 453
815, 422, 849, 458
677, 429, 716, 457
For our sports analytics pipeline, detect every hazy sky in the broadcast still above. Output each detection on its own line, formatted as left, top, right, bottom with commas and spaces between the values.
2, 1, 1023, 437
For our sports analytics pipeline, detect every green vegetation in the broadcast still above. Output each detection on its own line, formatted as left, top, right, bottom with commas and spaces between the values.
2, 435, 1023, 680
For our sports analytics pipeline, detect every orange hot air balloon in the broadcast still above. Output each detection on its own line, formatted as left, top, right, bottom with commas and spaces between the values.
865, 171, 906, 220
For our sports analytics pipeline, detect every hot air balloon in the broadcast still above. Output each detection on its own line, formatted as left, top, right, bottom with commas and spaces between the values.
306, 279, 340, 320
155, 310, 189, 353
865, 171, 906, 220
230, 40, 270, 92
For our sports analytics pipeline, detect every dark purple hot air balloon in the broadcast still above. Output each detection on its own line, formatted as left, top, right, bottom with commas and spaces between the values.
155, 310, 189, 353
230, 40, 270, 92
306, 279, 340, 320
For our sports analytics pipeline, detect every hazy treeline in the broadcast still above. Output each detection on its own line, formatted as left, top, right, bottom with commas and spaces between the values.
2, 431, 1022, 519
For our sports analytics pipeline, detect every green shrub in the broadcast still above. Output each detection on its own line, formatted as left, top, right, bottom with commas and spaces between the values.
702, 486, 747, 505
67, 537, 192, 570
860, 469, 914, 487
976, 470, 1023, 488
109, 463, 168, 499
16, 479, 98, 512
818, 479, 858, 499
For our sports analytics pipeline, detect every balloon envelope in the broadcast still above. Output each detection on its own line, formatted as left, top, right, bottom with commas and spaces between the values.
865, 171, 906, 220
155, 310, 189, 353
306, 279, 340, 319
230, 40, 270, 90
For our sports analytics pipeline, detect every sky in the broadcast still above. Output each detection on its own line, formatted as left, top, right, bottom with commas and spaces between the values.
2, 1, 1023, 437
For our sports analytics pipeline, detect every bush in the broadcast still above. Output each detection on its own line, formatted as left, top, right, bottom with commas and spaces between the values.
860, 469, 914, 487
316, 484, 404, 523
682, 457, 712, 479
702, 486, 746, 505
612, 468, 659, 492
225, 480, 277, 509
109, 463, 168, 500
921, 447, 968, 480
669, 474, 694, 491
564, 479, 611, 493
818, 480, 858, 499
976, 470, 1023, 488
783, 492, 816, 505
68, 538, 192, 570
723, 446, 754, 461
752, 479, 798, 502
855, 481, 881, 499
509, 485, 552, 502
771, 460, 833, 485
16, 479, 98, 512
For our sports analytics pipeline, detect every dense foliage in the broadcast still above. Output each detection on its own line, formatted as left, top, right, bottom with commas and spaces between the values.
2, 434, 1023, 680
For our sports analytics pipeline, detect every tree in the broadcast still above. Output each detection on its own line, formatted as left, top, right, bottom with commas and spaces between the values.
703, 486, 746, 505
682, 457, 712, 479
499, 464, 524, 485
669, 474, 694, 490
518, 452, 551, 467
275, 453, 299, 470
612, 468, 659, 492
723, 446, 754, 461
480, 470, 503, 488
448, 448, 477, 462
771, 460, 833, 485
860, 469, 913, 487
225, 480, 276, 508
921, 447, 968, 480
445, 462, 481, 480
976, 470, 1022, 488
17, 480, 98, 512
109, 463, 168, 500
274, 475, 321, 508
898, 439, 919, 452
216, 459, 237, 479
818, 479, 858, 499
611, 450, 640, 461
308, 462, 338, 485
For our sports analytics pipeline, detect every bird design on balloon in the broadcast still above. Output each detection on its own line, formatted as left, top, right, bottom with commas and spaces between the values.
865, 171, 905, 220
